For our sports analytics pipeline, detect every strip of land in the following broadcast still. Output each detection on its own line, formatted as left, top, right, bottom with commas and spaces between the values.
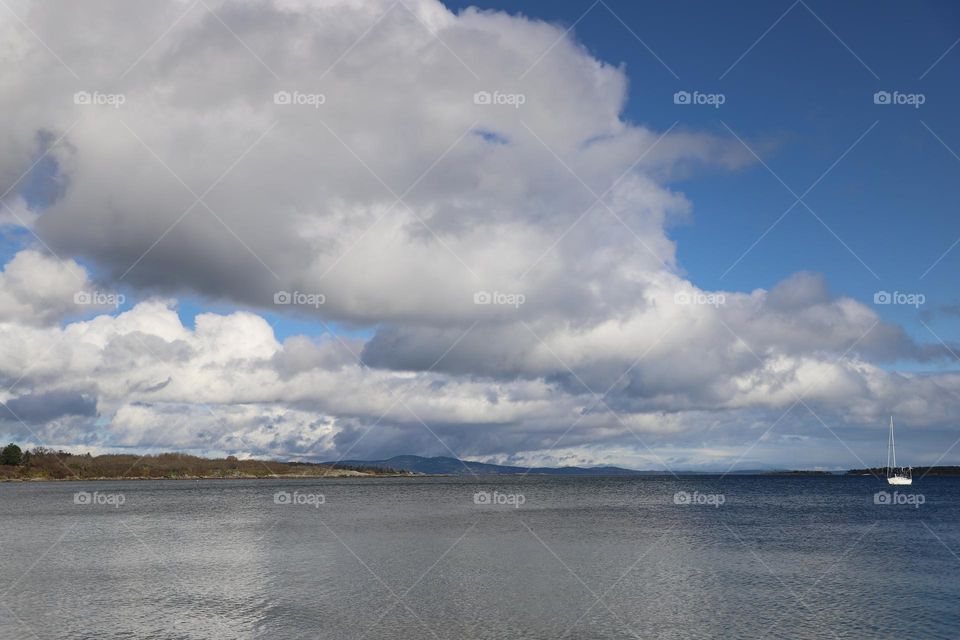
4, 446, 960, 481
0, 448, 409, 481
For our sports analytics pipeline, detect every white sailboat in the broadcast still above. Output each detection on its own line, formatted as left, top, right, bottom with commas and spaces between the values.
886, 416, 912, 486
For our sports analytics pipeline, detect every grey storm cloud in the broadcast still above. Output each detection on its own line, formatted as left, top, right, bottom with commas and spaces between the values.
1, 390, 97, 425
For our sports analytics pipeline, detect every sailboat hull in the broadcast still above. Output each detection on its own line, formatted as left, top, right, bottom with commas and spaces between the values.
887, 476, 912, 486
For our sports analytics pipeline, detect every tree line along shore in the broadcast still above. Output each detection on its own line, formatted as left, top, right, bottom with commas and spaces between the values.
0, 444, 409, 481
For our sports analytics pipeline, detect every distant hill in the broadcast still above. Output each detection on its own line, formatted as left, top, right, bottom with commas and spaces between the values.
330, 455, 662, 476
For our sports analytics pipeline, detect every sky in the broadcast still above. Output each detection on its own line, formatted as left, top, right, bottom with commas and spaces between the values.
0, 0, 958, 470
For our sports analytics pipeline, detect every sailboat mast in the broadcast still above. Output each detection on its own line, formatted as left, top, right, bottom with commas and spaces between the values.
889, 416, 896, 470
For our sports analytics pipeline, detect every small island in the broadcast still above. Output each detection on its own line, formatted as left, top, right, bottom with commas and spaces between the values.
0, 443, 410, 481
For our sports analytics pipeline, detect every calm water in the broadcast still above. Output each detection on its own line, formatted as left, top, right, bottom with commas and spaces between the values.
0, 475, 957, 639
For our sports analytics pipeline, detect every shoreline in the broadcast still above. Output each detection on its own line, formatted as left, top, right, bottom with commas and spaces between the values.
0, 473, 420, 483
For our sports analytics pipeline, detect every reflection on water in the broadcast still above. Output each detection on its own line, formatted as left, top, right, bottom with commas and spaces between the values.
0, 476, 957, 639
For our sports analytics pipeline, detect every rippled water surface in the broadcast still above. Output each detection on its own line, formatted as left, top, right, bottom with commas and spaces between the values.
1, 475, 958, 639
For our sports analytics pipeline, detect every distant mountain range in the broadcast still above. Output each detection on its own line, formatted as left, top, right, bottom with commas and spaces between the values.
326, 455, 852, 475
331, 455, 670, 476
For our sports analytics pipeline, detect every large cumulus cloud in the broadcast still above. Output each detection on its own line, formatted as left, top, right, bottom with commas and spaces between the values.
7, 0, 745, 324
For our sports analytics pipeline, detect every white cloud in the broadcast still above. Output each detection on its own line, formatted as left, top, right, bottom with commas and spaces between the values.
0, 272, 952, 468
0, 250, 90, 324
